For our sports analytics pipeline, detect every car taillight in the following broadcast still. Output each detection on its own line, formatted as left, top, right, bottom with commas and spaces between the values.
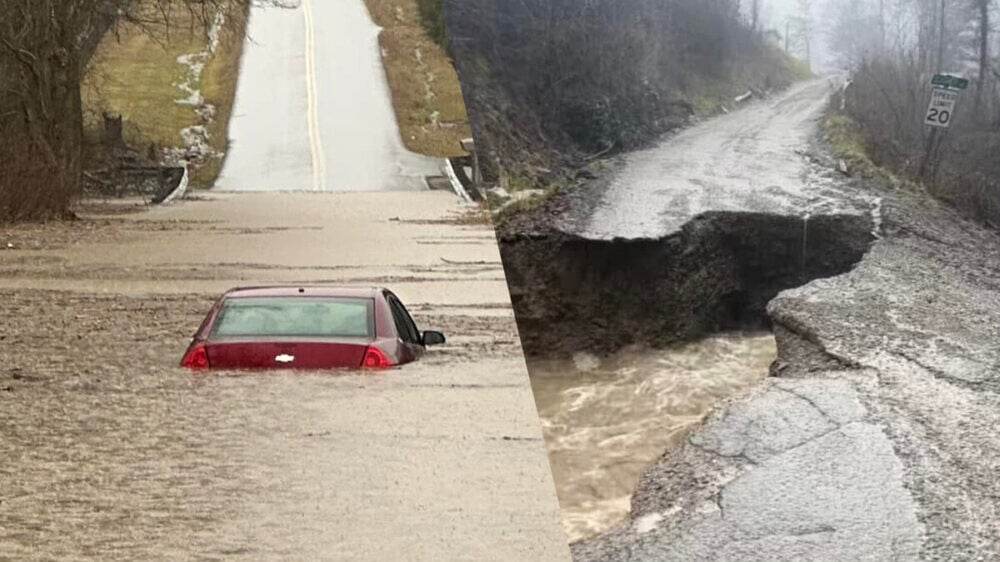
181, 343, 210, 370
362, 346, 392, 369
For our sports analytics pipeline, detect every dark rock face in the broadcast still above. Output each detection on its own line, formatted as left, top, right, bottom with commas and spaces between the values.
499, 212, 874, 356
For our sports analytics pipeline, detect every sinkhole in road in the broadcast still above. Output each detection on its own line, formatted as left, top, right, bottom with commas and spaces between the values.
499, 211, 875, 542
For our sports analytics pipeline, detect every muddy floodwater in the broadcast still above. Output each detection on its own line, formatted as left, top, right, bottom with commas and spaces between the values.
528, 333, 778, 542
0, 195, 571, 561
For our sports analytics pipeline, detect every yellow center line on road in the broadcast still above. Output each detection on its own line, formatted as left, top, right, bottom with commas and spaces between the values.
302, 0, 327, 191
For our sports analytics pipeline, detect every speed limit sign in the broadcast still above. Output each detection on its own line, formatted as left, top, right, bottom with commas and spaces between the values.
925, 87, 959, 128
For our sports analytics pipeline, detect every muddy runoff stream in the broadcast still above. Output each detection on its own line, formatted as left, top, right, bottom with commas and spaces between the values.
529, 334, 777, 541
501, 211, 876, 542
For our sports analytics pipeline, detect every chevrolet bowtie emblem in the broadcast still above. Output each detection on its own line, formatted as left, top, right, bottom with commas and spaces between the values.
275, 354, 295, 363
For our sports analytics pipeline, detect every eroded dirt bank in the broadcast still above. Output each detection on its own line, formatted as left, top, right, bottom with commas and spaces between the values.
501, 212, 873, 356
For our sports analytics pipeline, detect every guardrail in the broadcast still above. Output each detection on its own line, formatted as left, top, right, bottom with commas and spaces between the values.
84, 164, 188, 204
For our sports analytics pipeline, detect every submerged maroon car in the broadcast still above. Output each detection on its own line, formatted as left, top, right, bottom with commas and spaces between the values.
180, 286, 446, 370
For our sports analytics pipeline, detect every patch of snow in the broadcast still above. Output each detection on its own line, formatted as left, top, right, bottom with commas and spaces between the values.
169, 11, 227, 168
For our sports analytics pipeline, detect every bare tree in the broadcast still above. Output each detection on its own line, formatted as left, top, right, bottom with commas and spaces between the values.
833, 0, 1000, 224
826, 0, 882, 69
0, 0, 250, 221
879, 0, 886, 53
937, 0, 948, 71
787, 0, 812, 68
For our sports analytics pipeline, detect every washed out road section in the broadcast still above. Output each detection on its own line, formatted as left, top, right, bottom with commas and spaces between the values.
563, 74, 1000, 559
215, 0, 440, 192
0, 194, 571, 561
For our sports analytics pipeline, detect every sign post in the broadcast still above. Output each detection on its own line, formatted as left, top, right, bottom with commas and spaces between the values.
919, 74, 967, 178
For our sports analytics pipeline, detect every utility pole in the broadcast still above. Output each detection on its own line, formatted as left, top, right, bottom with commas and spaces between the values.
974, 0, 990, 112
920, 1, 950, 183
879, 0, 886, 54
919, 0, 953, 185
936, 0, 947, 72
803, 18, 811, 70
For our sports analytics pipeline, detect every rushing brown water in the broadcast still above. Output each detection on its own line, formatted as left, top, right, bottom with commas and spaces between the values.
527, 332, 778, 543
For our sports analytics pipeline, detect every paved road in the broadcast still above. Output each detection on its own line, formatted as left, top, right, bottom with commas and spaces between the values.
215, 0, 440, 191
0, 194, 572, 561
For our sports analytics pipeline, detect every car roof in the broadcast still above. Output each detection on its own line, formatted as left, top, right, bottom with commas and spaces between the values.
223, 286, 386, 299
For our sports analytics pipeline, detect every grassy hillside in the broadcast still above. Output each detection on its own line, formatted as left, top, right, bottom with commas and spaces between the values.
83, 2, 248, 187
363, 0, 471, 157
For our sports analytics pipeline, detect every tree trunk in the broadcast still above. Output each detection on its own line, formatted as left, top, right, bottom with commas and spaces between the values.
0, 56, 85, 221
936, 0, 947, 72
879, 0, 886, 54
975, 0, 989, 111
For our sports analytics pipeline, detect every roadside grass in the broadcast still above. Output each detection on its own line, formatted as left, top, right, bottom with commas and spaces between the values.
82, 2, 248, 187
363, 0, 471, 157
786, 56, 815, 82
826, 114, 922, 193
491, 160, 612, 227
194, 7, 249, 185
492, 190, 560, 226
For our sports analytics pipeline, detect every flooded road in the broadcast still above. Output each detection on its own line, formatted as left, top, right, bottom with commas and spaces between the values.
0, 194, 570, 561
0, 331, 548, 560
528, 333, 777, 543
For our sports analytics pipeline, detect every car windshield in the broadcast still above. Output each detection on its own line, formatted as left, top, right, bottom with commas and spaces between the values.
211, 297, 374, 339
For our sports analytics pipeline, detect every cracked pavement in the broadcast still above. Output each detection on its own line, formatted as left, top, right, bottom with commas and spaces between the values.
571, 80, 1000, 561
574, 377, 922, 561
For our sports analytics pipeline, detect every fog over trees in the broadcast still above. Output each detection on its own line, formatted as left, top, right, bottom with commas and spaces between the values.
689, 0, 1000, 221
815, 0, 1000, 222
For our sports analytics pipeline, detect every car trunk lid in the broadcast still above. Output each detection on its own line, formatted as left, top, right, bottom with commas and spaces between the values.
205, 338, 370, 370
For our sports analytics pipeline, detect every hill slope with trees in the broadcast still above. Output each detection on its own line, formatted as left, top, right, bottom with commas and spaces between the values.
441, 0, 811, 195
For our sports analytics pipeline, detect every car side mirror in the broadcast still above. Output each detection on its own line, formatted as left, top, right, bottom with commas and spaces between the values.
422, 330, 446, 346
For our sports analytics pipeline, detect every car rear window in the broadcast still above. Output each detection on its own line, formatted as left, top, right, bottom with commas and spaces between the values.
211, 297, 374, 339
